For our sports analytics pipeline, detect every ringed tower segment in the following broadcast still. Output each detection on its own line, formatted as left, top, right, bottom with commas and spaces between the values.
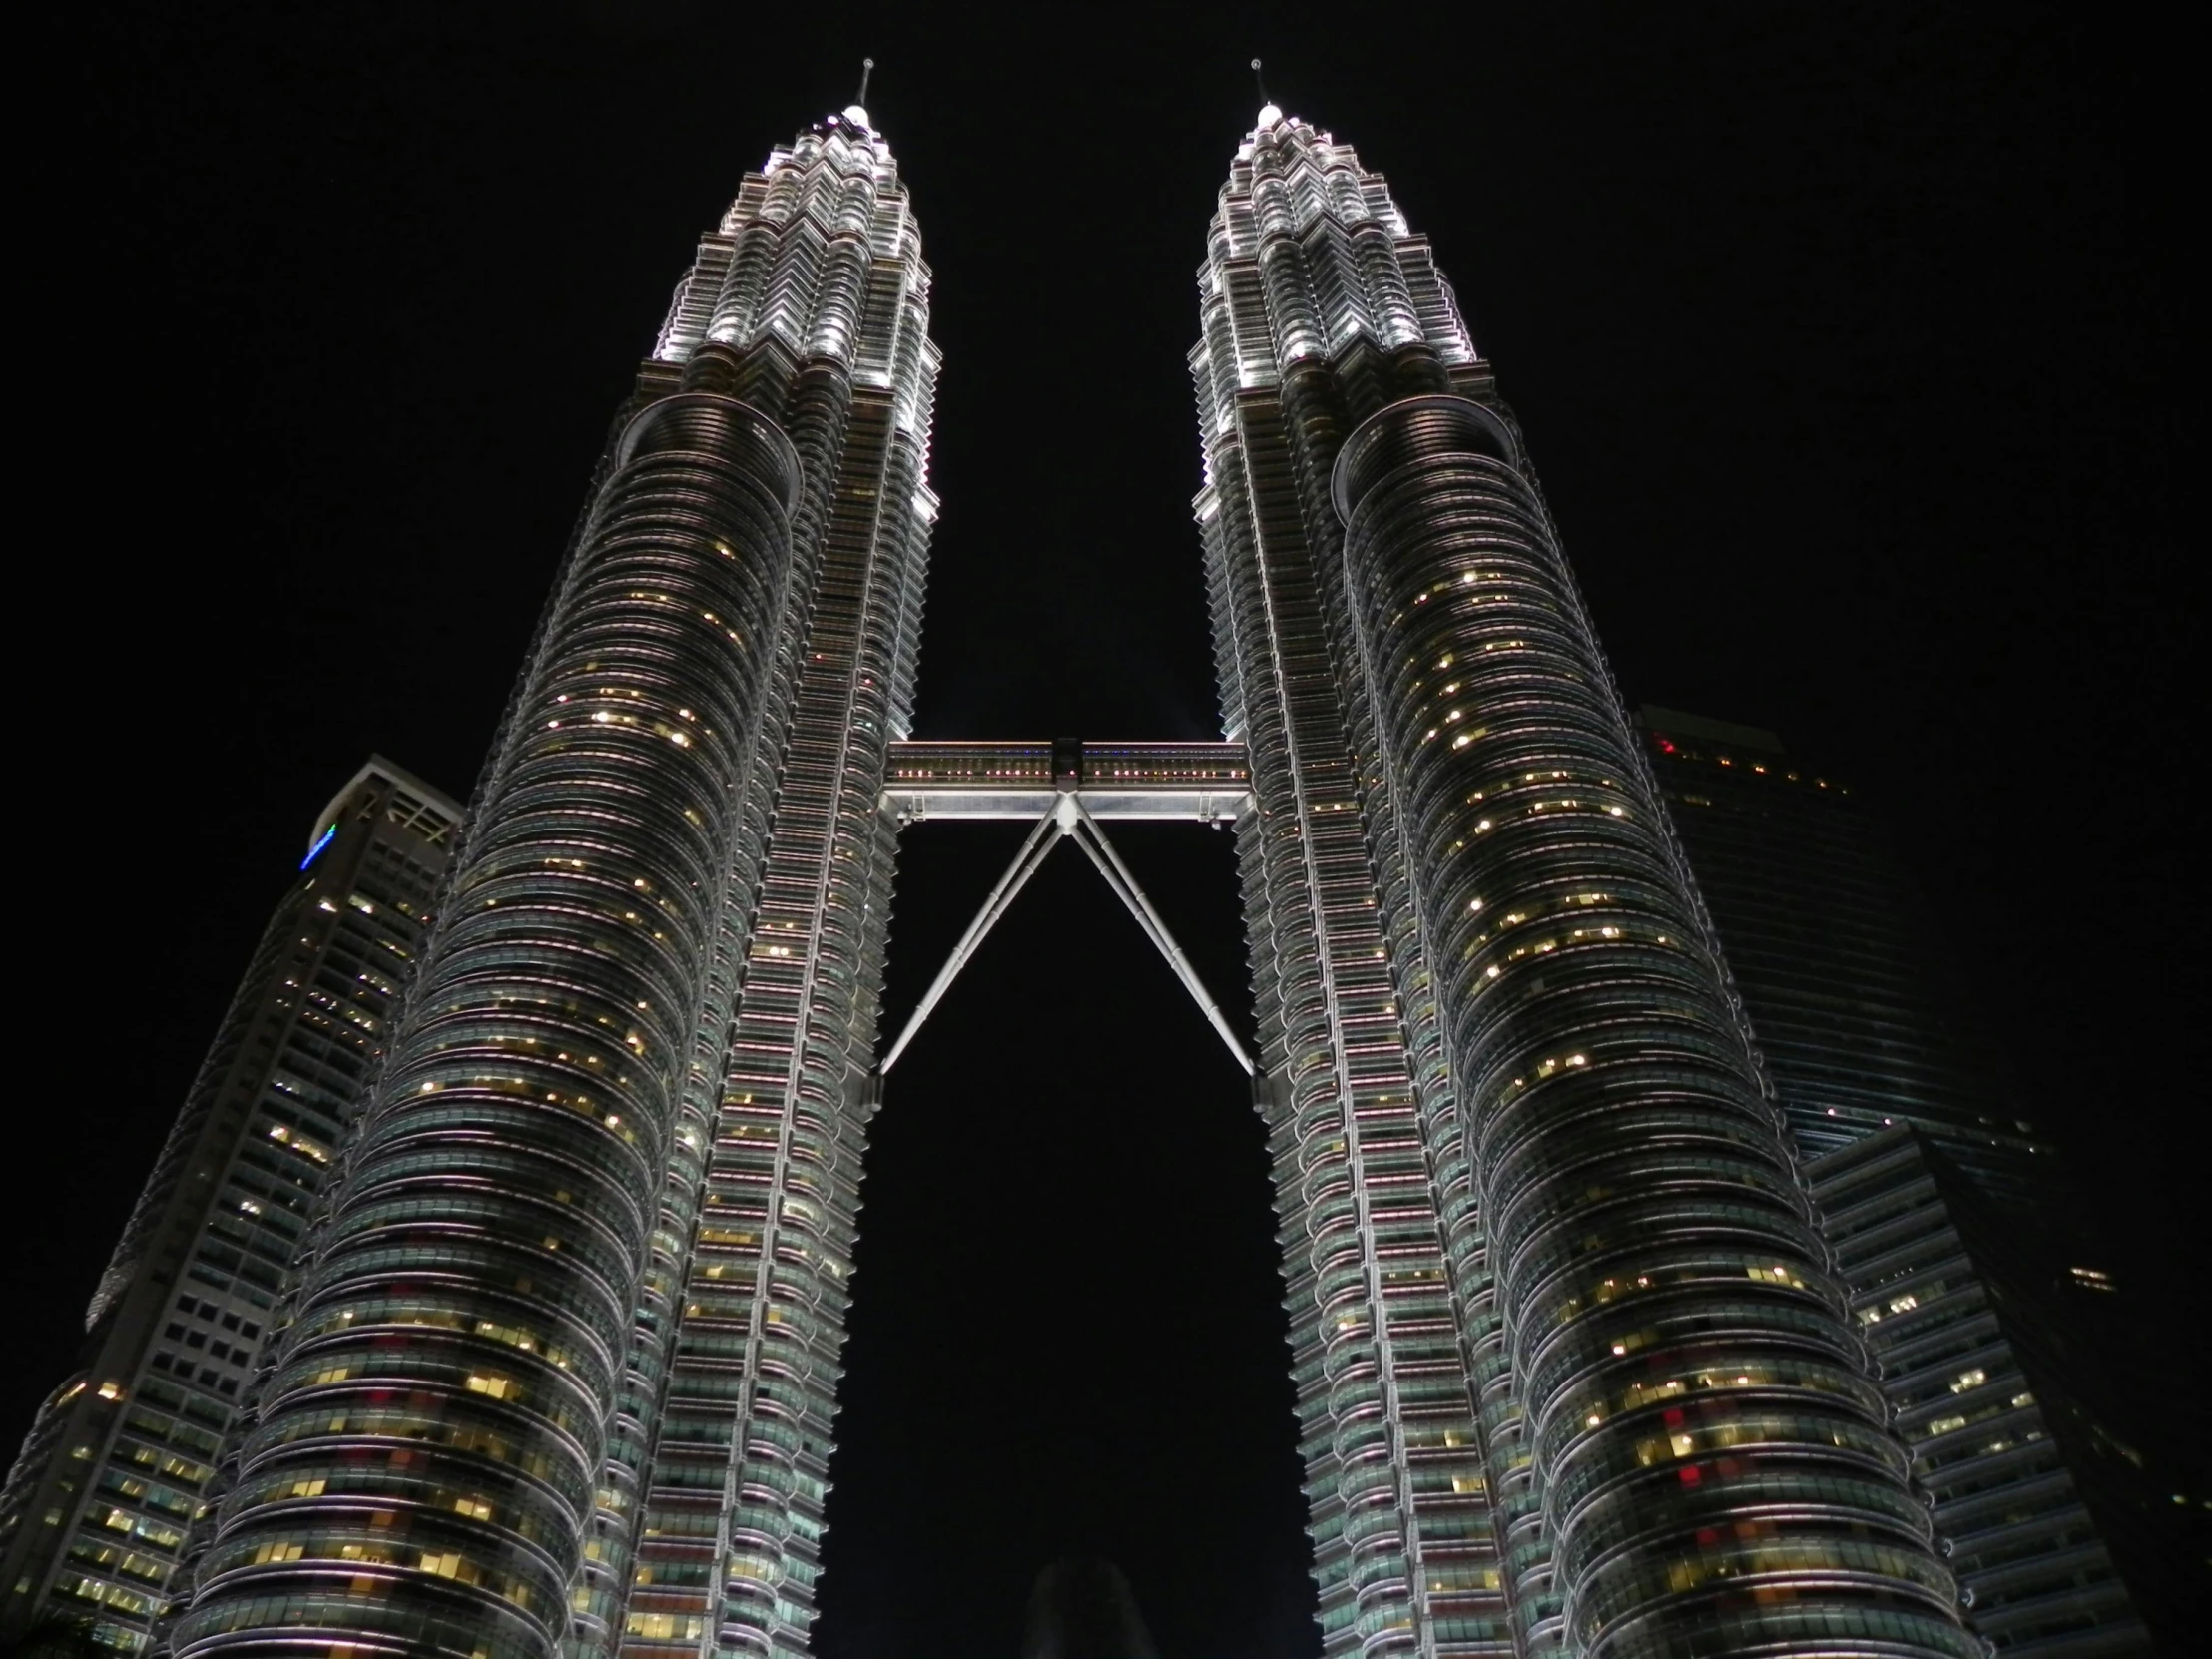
1194, 106, 1509, 1658
615, 97, 937, 1659
1197, 105, 1977, 1659
160, 104, 935, 1659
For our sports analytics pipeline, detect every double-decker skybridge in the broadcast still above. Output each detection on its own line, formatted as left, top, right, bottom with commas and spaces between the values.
877, 740, 1256, 1075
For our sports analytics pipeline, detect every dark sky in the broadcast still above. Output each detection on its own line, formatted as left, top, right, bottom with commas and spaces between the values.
27, 4, 2192, 1653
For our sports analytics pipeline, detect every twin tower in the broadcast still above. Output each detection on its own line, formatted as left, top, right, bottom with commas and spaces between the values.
153, 102, 1979, 1659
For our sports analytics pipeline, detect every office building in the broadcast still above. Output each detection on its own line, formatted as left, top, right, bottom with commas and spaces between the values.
44, 96, 2000, 1659
0, 760, 461, 1651
1637, 706, 2046, 1202
152, 102, 936, 1659
1811, 1130, 2164, 1655
1641, 708, 2173, 1653
1187, 108, 1971, 1656
1020, 1557, 1161, 1659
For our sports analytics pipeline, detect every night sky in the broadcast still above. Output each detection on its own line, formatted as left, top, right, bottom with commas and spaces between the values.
27, 5, 2191, 1653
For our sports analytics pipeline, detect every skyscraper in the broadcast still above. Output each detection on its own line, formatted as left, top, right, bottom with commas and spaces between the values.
1809, 1130, 2165, 1656
1191, 107, 1974, 1657
1, 758, 461, 1652
149, 101, 936, 1659
30, 93, 2010, 1659
1637, 706, 2172, 1653
602, 101, 935, 1659
1635, 707, 2047, 1203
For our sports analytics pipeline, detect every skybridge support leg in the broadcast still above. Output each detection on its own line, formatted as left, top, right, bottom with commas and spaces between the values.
879, 808, 1059, 1074
1064, 799, 1255, 1077
877, 793, 1255, 1080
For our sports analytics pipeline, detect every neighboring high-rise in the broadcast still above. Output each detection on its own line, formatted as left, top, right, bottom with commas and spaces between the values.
1635, 707, 2048, 1203
1639, 707, 2174, 1654
1810, 1131, 2171, 1657
0, 758, 462, 1652
1191, 105, 1972, 1658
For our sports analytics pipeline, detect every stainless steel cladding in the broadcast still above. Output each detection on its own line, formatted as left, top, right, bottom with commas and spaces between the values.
614, 105, 937, 1659
1201, 104, 1976, 1659
1334, 394, 1975, 1659
1194, 112, 1509, 1657
167, 398, 800, 1659
161, 103, 936, 1659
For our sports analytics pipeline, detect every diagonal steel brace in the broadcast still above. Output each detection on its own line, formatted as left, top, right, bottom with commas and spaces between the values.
877, 794, 1254, 1077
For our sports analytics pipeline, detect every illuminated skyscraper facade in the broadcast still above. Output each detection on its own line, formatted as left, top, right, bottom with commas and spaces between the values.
1636, 707, 2169, 1654
16, 93, 2024, 1659
1809, 1131, 2161, 1657
1634, 707, 2048, 1203
1192, 108, 1975, 1658
1191, 111, 1508, 1657
1, 759, 461, 1652
149, 105, 936, 1659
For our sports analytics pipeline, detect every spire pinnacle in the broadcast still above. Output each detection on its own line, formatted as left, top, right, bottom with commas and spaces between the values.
1252, 57, 1283, 130
842, 57, 875, 131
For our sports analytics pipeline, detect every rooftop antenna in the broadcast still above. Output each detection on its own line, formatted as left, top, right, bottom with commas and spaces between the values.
855, 56, 874, 107
1251, 57, 1269, 104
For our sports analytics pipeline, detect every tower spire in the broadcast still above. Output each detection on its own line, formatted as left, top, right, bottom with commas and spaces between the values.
842, 57, 876, 132
1251, 57, 1282, 129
